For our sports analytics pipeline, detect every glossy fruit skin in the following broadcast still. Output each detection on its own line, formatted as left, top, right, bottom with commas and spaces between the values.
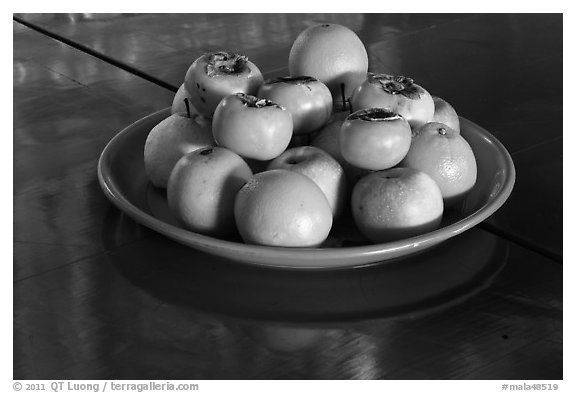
144, 113, 215, 188
311, 111, 370, 184
310, 111, 349, 160
339, 108, 412, 171
401, 122, 477, 207
184, 52, 264, 118
432, 96, 460, 133
351, 167, 444, 243
289, 23, 368, 104
350, 73, 434, 130
234, 169, 333, 247
212, 93, 293, 161
171, 83, 198, 115
257, 76, 333, 135
167, 146, 253, 237
267, 146, 347, 218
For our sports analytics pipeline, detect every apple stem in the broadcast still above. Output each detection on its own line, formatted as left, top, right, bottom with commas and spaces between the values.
340, 83, 346, 111
184, 98, 191, 118
348, 99, 354, 114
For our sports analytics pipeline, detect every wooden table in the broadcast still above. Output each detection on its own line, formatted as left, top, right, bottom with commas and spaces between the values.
13, 13, 562, 380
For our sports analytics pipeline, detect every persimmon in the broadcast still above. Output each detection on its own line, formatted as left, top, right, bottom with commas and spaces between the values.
340, 108, 412, 171
257, 76, 332, 135
350, 73, 434, 130
184, 51, 264, 118
212, 93, 293, 161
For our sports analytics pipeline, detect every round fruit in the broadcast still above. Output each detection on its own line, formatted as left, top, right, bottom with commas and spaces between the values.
212, 93, 293, 161
289, 23, 368, 105
167, 147, 253, 237
144, 108, 214, 188
171, 83, 199, 115
310, 111, 370, 184
184, 51, 264, 118
432, 96, 460, 133
267, 146, 347, 218
350, 73, 434, 130
351, 167, 444, 243
310, 111, 349, 160
257, 76, 332, 135
339, 108, 412, 171
401, 122, 477, 206
234, 169, 333, 247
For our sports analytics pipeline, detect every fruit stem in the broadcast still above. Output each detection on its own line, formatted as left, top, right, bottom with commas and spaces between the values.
184, 98, 191, 118
348, 108, 399, 121
340, 83, 346, 111
207, 52, 248, 76
348, 99, 354, 114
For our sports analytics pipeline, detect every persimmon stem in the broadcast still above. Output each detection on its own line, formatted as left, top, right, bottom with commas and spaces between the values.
184, 98, 191, 118
340, 83, 346, 111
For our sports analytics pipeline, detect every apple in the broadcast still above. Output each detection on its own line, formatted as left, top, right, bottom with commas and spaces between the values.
144, 100, 215, 188
167, 146, 253, 237
171, 83, 200, 116
350, 73, 434, 130
351, 167, 444, 243
339, 107, 412, 171
212, 93, 293, 161
289, 23, 368, 106
184, 51, 264, 118
234, 169, 333, 247
267, 146, 347, 219
257, 76, 332, 135
432, 96, 460, 133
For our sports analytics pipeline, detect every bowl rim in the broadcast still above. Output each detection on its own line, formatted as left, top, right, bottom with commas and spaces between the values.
97, 108, 516, 270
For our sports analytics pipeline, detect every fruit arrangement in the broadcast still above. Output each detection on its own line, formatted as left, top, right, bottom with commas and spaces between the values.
143, 23, 478, 248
